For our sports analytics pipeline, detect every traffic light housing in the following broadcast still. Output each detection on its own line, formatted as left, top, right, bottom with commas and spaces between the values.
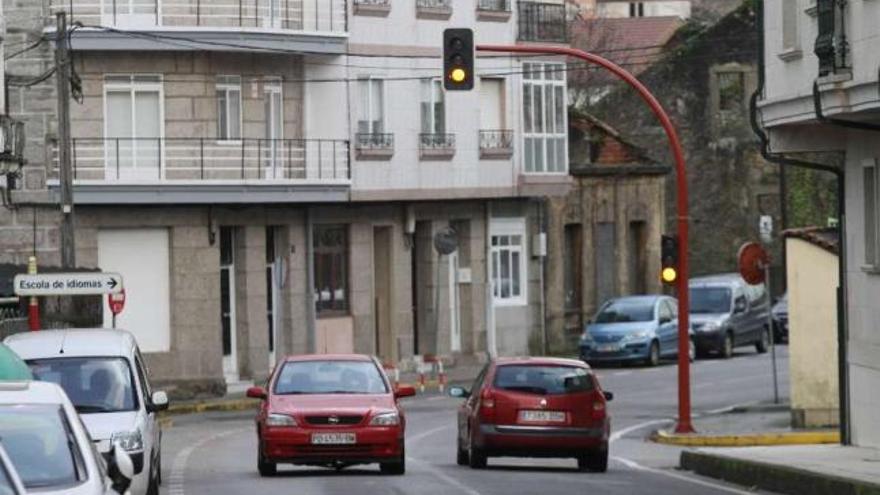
443, 29, 474, 91
661, 235, 679, 285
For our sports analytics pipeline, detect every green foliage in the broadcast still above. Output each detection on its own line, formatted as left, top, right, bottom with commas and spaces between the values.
785, 167, 838, 228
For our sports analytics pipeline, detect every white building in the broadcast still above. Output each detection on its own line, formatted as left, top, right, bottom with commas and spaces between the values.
758, 0, 880, 448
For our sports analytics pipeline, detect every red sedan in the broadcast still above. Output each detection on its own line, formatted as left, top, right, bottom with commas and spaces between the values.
247, 354, 416, 476
450, 357, 613, 472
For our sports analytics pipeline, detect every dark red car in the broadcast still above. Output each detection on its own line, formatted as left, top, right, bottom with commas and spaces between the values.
247, 354, 416, 476
450, 357, 613, 472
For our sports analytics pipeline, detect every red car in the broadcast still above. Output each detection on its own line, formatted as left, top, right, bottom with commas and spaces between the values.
450, 357, 613, 472
246, 354, 416, 476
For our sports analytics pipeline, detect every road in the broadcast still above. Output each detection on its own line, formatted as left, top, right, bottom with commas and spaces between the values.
162, 346, 790, 495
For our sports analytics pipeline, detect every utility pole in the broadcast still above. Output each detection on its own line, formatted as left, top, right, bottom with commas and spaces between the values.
55, 12, 75, 269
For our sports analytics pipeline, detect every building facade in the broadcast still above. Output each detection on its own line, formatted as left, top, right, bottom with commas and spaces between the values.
1, 0, 571, 397
758, 0, 880, 448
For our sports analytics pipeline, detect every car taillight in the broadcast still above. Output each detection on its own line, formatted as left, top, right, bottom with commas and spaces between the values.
591, 392, 606, 420
479, 389, 496, 423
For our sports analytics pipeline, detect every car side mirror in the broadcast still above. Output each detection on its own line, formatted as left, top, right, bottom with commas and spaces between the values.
603, 391, 614, 402
246, 386, 267, 400
394, 385, 416, 399
109, 445, 134, 494
448, 386, 470, 399
148, 391, 169, 413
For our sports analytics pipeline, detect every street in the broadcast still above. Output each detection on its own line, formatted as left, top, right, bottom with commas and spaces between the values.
163, 347, 789, 495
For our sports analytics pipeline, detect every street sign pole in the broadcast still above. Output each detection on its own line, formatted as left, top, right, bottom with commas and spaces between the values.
764, 262, 780, 404
27, 256, 39, 331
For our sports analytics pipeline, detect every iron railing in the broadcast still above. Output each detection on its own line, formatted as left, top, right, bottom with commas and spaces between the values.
355, 133, 394, 150
479, 130, 513, 151
477, 0, 510, 12
57, 137, 350, 182
416, 0, 452, 9
51, 0, 347, 33
353, 0, 389, 5
419, 133, 456, 150
517, 1, 568, 43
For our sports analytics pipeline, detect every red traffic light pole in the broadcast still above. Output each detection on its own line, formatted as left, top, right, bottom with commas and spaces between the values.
477, 44, 694, 433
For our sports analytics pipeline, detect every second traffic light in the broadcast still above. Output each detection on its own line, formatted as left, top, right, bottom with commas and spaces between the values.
443, 28, 474, 91
661, 235, 679, 285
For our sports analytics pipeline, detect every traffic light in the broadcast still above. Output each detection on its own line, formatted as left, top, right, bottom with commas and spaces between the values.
443, 29, 474, 91
661, 235, 679, 285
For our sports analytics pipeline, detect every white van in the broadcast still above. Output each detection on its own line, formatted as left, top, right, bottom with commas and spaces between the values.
5, 329, 168, 495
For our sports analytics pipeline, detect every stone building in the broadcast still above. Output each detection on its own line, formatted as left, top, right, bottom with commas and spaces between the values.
544, 112, 669, 352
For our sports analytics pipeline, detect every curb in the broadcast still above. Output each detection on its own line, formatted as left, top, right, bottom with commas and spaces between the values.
680, 450, 880, 495
164, 398, 256, 416
651, 429, 840, 447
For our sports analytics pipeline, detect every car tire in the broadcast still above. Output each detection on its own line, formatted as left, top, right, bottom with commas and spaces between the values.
578, 445, 608, 473
146, 457, 160, 495
756, 327, 770, 354
380, 444, 406, 476
257, 440, 277, 477
646, 341, 660, 367
468, 442, 488, 469
456, 436, 469, 466
721, 332, 734, 359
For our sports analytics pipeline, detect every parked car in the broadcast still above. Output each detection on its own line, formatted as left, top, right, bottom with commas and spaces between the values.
771, 293, 789, 343
689, 274, 772, 358
246, 354, 416, 476
449, 357, 612, 472
580, 295, 694, 366
0, 380, 134, 495
4, 329, 168, 495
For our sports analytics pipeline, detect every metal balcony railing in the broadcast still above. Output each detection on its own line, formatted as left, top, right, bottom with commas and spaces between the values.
477, 0, 510, 12
419, 133, 455, 150
416, 0, 452, 9
517, 1, 568, 43
479, 130, 513, 151
51, 0, 347, 33
57, 137, 349, 182
355, 133, 394, 150
353, 0, 389, 5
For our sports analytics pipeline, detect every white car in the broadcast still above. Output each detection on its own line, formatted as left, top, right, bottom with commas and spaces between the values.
0, 380, 134, 494
5, 329, 168, 495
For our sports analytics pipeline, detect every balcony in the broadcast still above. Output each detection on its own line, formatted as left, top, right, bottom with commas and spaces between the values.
355, 133, 394, 160
517, 1, 568, 43
419, 133, 455, 160
51, 137, 350, 204
416, 0, 452, 20
50, 0, 348, 54
353, 0, 391, 17
477, 0, 511, 22
479, 130, 514, 159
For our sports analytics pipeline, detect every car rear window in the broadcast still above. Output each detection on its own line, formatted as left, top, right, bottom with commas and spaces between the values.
493, 365, 594, 396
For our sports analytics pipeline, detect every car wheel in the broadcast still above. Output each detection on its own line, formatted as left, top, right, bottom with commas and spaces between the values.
146, 455, 160, 495
646, 341, 660, 367
257, 440, 277, 477
577, 445, 608, 473
756, 327, 770, 354
456, 435, 469, 466
380, 443, 406, 475
721, 333, 734, 359
468, 441, 487, 469
688, 339, 696, 363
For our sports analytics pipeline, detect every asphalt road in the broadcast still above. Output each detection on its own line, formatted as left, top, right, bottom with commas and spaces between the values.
162, 345, 790, 495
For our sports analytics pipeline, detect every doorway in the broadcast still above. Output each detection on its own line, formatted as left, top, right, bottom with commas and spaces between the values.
220, 227, 238, 382
628, 221, 648, 295
373, 226, 394, 362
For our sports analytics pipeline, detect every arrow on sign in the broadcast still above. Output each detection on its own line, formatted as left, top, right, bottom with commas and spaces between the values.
108, 278, 118, 289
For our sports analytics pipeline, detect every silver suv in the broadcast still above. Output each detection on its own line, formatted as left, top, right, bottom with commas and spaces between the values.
689, 273, 772, 358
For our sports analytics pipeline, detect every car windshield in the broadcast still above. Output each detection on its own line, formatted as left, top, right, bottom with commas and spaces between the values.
274, 360, 388, 395
689, 287, 732, 314
594, 300, 655, 323
28, 357, 137, 413
494, 365, 594, 396
0, 405, 81, 489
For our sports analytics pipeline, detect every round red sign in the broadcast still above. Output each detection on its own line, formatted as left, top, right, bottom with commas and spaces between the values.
108, 288, 126, 315
738, 242, 770, 285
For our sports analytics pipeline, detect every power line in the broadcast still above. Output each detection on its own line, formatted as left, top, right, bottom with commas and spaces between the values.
4, 38, 49, 61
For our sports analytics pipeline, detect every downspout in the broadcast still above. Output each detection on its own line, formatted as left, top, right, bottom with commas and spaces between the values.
750, 0, 850, 444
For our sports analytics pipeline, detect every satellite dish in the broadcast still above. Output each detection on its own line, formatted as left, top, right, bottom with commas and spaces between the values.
433, 227, 458, 255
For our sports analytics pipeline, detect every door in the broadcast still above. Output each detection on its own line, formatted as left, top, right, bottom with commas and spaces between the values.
480, 78, 504, 130
628, 221, 648, 294
105, 76, 162, 181
102, 0, 158, 27
657, 300, 678, 356
449, 251, 461, 353
263, 79, 283, 178
730, 289, 748, 346
373, 227, 394, 362
220, 227, 238, 382
133, 351, 159, 478
263, 0, 282, 28
461, 364, 489, 448
595, 223, 617, 307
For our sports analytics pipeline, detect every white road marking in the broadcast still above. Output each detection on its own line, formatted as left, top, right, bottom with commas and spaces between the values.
610, 419, 673, 443
612, 456, 757, 495
407, 457, 484, 495
168, 427, 250, 495
408, 424, 452, 444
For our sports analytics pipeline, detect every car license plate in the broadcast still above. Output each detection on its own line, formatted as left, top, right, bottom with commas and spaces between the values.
597, 343, 619, 352
519, 410, 566, 423
311, 433, 357, 445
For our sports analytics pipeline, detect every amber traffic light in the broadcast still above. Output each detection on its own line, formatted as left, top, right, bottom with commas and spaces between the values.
661, 235, 679, 285
443, 29, 474, 91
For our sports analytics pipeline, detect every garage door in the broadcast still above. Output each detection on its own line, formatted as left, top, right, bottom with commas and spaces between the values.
98, 229, 171, 353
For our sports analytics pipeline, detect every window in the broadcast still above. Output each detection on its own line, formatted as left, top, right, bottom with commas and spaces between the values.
717, 71, 745, 112
629, 2, 645, 17
658, 301, 673, 322
494, 365, 593, 395
104, 75, 162, 180
28, 357, 138, 412
314, 225, 349, 314
523, 63, 567, 173
357, 77, 385, 134
420, 79, 446, 135
490, 219, 527, 305
781, 0, 799, 52
216, 75, 242, 141
865, 161, 878, 267
563, 224, 582, 312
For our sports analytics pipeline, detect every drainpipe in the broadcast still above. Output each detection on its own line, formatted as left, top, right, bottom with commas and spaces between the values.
750, 0, 850, 444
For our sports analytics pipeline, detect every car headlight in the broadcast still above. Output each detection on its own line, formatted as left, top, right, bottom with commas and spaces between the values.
622, 330, 651, 343
111, 430, 143, 452
699, 322, 721, 332
266, 413, 297, 427
369, 412, 400, 426
580, 331, 594, 343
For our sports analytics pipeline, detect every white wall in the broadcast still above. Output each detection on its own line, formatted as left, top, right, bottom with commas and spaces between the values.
596, 1, 691, 18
